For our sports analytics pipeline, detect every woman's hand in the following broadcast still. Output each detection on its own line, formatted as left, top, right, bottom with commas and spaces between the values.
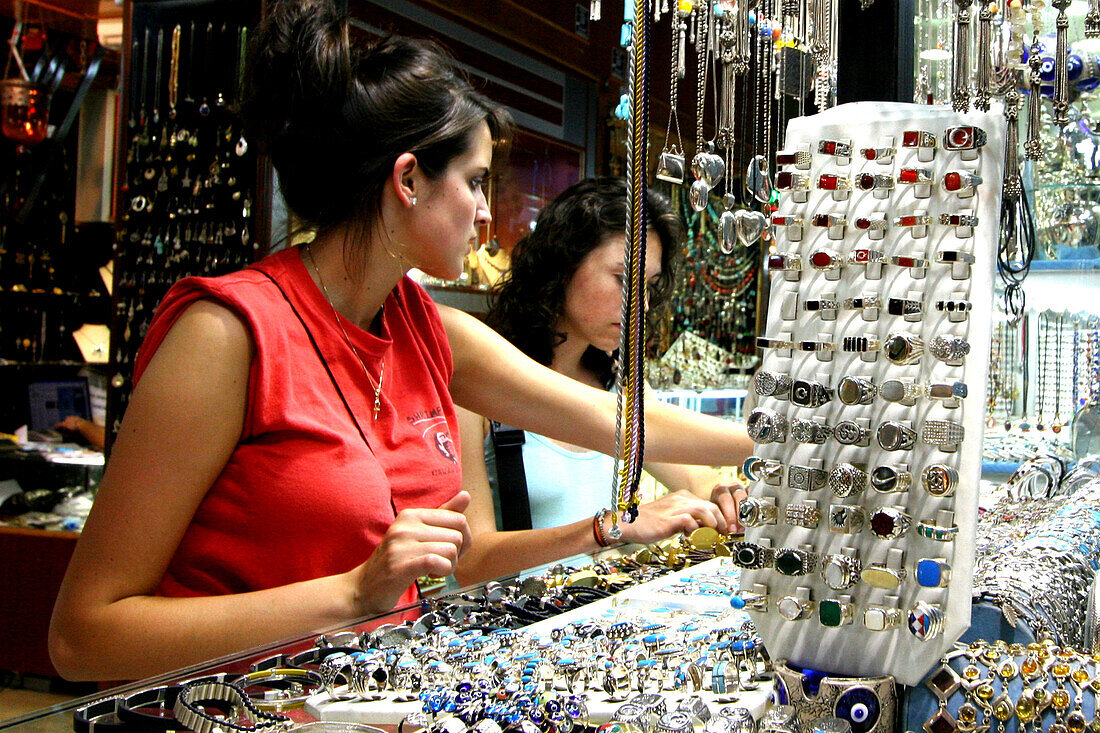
708, 482, 749, 534
617, 490, 727, 545
348, 491, 472, 616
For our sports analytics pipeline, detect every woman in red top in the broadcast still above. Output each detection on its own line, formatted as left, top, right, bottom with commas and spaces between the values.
50, 0, 752, 681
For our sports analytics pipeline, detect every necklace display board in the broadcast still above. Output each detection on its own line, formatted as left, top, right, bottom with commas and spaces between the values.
739, 102, 1004, 686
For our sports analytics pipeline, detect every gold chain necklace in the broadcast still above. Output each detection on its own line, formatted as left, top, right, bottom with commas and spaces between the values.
304, 244, 386, 419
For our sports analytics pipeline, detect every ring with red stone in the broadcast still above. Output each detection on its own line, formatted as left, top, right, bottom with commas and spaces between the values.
775, 171, 810, 190
808, 249, 844, 270
897, 167, 934, 185
811, 213, 848, 228
939, 213, 979, 228
818, 139, 852, 157
771, 214, 803, 227
848, 249, 886, 265
854, 215, 889, 231
943, 125, 987, 150
775, 150, 813, 166
860, 146, 896, 161
867, 506, 912, 540
817, 173, 851, 191
942, 170, 983, 193
856, 173, 895, 191
902, 130, 937, 148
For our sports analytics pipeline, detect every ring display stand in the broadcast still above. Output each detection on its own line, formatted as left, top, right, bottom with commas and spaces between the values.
741, 102, 1004, 686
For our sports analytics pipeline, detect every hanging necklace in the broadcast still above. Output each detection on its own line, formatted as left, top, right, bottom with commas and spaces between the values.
1052, 312, 1064, 433
304, 244, 387, 419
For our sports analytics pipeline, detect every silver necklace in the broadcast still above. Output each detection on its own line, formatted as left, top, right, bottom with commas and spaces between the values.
304, 244, 387, 419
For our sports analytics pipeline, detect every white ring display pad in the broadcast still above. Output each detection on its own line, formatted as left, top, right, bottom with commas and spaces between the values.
741, 102, 1004, 686
306, 558, 772, 723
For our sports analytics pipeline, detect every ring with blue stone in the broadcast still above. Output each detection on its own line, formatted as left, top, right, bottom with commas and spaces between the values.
915, 558, 951, 588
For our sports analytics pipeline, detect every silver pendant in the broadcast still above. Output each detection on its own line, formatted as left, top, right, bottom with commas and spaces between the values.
689, 180, 710, 211
736, 209, 767, 247
656, 151, 686, 184
720, 209, 737, 254
746, 155, 772, 204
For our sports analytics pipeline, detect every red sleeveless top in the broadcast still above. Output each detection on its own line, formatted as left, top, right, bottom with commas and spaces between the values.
134, 247, 461, 607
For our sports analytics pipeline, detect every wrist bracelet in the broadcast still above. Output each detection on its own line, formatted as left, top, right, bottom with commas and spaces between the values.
594, 508, 612, 547
172, 680, 290, 733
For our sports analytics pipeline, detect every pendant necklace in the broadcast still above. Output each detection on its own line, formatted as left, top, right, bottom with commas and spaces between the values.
304, 245, 387, 419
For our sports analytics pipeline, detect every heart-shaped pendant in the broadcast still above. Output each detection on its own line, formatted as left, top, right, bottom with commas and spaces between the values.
704, 153, 726, 187
720, 210, 737, 254
735, 209, 767, 246
746, 155, 772, 203
689, 179, 710, 211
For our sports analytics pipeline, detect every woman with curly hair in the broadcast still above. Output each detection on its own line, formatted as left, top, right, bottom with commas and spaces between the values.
454, 177, 751, 585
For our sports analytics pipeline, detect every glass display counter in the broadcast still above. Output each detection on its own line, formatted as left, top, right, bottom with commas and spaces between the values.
0, 548, 770, 733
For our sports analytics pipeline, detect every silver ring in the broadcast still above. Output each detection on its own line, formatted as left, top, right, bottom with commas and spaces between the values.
788, 464, 829, 492
818, 599, 856, 628
868, 506, 912, 540
747, 407, 789, 444
809, 249, 844, 270
776, 595, 815, 621
743, 455, 784, 484
816, 174, 851, 192
856, 173, 895, 191
855, 216, 890, 231
923, 419, 966, 448
864, 605, 905, 631
775, 547, 818, 576
862, 563, 907, 590
889, 254, 931, 269
732, 541, 775, 569
861, 146, 896, 161
803, 298, 840, 312
790, 379, 833, 407
883, 332, 924, 365
943, 125, 987, 150
929, 334, 971, 362
790, 418, 831, 444
738, 497, 779, 527
827, 504, 866, 534
928, 381, 968, 400
877, 421, 917, 451
833, 420, 870, 446
838, 376, 876, 405
870, 465, 912, 493
776, 150, 814, 166
757, 336, 796, 350
849, 249, 886, 265
840, 335, 881, 353
818, 139, 852, 157
936, 251, 976, 265
939, 213, 980, 228
812, 213, 848, 228
902, 130, 937, 148
887, 297, 923, 316
768, 253, 802, 271
897, 169, 933, 186
799, 339, 836, 352
915, 559, 952, 588
754, 370, 793, 398
908, 601, 947, 641
775, 171, 810, 190
943, 170, 983, 192
916, 520, 959, 542
785, 502, 821, 528
772, 215, 804, 228
879, 378, 922, 403
820, 553, 862, 590
922, 464, 959, 496
828, 462, 868, 497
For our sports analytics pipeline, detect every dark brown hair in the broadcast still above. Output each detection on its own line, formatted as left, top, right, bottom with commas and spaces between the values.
488, 177, 682, 389
242, 0, 512, 235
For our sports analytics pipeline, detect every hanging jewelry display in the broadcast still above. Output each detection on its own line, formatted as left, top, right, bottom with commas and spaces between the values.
611, 0, 651, 537
951, 0, 974, 112
655, 4, 688, 186
689, 4, 725, 213
1051, 0, 1072, 127
974, 3, 993, 112
107, 4, 261, 451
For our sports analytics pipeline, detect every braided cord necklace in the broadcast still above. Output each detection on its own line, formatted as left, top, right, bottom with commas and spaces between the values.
610, 0, 651, 538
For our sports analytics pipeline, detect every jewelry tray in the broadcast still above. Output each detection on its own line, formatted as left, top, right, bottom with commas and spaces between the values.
305, 557, 773, 724
741, 102, 1005, 686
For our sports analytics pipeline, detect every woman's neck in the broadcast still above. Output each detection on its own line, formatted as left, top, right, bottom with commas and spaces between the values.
551, 336, 603, 389
304, 226, 405, 331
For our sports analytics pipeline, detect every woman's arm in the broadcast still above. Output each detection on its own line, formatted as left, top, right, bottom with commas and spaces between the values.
440, 306, 754, 467
50, 301, 471, 681
453, 406, 728, 586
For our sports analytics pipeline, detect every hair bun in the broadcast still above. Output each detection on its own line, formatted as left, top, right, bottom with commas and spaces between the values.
242, 0, 351, 148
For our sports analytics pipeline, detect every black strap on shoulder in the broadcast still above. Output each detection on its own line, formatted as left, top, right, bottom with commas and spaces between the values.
490, 421, 532, 531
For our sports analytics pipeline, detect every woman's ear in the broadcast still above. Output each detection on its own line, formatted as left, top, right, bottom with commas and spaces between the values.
391, 153, 419, 207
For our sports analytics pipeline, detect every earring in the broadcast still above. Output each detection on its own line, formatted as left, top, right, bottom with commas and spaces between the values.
409, 196, 417, 206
